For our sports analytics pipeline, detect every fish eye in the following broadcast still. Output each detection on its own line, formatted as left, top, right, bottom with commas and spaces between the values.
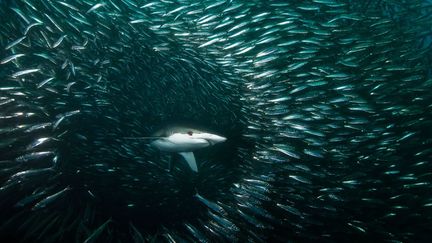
187, 131, 193, 136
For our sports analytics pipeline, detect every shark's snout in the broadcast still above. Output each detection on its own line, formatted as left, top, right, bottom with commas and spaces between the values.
206, 134, 227, 144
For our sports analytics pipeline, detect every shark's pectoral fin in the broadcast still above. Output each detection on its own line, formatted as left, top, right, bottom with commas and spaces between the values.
178, 152, 198, 172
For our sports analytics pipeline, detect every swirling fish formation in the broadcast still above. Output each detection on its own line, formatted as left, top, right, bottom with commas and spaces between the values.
1, 0, 431, 242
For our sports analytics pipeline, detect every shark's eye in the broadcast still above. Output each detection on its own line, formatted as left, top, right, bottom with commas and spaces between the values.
187, 131, 193, 136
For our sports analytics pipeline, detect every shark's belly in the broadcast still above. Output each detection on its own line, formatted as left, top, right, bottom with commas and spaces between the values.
151, 138, 209, 152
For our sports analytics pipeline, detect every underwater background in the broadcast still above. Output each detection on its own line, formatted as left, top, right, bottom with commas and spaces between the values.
1, 0, 432, 242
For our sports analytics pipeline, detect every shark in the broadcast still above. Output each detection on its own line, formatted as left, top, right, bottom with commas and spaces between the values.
126, 126, 227, 172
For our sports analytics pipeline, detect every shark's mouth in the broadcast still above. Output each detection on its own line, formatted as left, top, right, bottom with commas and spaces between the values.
205, 139, 215, 146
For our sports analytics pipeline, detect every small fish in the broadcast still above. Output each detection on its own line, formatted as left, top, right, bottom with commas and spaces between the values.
37, 77, 55, 88
15, 151, 55, 163
86, 3, 106, 14
24, 22, 43, 35
15, 190, 47, 207
83, 218, 112, 243
26, 137, 52, 150
25, 122, 52, 133
5, 36, 27, 50
32, 187, 71, 210
52, 35, 67, 48
195, 193, 226, 215
11, 68, 40, 78
1, 53, 25, 64
57, 1, 79, 11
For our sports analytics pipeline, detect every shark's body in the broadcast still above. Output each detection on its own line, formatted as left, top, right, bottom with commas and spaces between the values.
147, 126, 226, 172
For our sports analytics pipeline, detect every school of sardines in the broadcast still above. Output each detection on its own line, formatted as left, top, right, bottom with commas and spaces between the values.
0, 0, 432, 242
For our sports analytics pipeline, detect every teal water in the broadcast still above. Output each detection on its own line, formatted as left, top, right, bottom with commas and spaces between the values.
0, 0, 431, 242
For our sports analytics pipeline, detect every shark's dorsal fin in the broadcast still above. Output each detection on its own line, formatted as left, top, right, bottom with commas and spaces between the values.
178, 152, 198, 172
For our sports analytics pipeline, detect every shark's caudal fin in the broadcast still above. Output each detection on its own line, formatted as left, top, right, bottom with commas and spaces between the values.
178, 152, 198, 172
